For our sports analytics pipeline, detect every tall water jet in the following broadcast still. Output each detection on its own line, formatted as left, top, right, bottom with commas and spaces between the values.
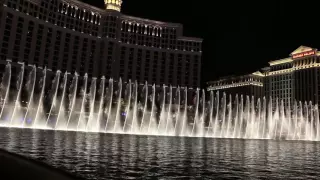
33, 67, 47, 128
206, 91, 214, 137
279, 100, 285, 139
46, 70, 61, 128
157, 85, 166, 134
261, 97, 267, 139
113, 78, 122, 133
104, 78, 113, 132
286, 99, 292, 139
226, 94, 232, 137
96, 76, 105, 132
23, 65, 37, 127
267, 97, 273, 138
298, 101, 303, 140
10, 63, 25, 127
180, 88, 188, 136
0, 62, 11, 124
293, 101, 298, 139
86, 77, 97, 132
147, 84, 156, 134
191, 88, 200, 136
310, 101, 314, 140
249, 96, 255, 138
77, 74, 88, 131
174, 86, 181, 136
165, 86, 173, 135
139, 82, 148, 132
219, 93, 227, 138
197, 89, 205, 137
304, 102, 309, 140
237, 95, 244, 138
55, 72, 68, 130
66, 72, 78, 130
123, 80, 132, 132
130, 81, 138, 133
213, 91, 220, 137
232, 94, 239, 138
255, 98, 261, 139
244, 96, 250, 138
315, 105, 320, 141
273, 98, 279, 138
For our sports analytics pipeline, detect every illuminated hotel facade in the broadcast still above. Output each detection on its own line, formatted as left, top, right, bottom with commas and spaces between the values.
208, 46, 320, 107
207, 72, 264, 100
0, 0, 202, 88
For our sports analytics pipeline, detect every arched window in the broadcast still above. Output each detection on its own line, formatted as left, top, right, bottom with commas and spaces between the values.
58, 3, 62, 12
67, 5, 71, 16
72, 7, 75, 17
146, 25, 149, 35
121, 21, 125, 30
63, 3, 67, 13
76, 8, 80, 18
80, 10, 84, 20
85, 11, 88, 21
92, 14, 96, 24
134, 23, 137, 33
128, 22, 131, 32
88, 13, 91, 22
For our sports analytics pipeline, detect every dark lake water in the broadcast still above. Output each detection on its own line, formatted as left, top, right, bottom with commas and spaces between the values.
0, 128, 319, 179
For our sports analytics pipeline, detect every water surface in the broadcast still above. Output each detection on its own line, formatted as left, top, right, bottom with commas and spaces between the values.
0, 128, 319, 179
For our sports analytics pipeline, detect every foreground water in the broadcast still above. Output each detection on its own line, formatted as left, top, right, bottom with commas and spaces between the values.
0, 128, 319, 179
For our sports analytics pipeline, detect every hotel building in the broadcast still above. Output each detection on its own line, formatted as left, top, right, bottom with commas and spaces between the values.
207, 72, 264, 100
0, 0, 202, 88
208, 46, 320, 107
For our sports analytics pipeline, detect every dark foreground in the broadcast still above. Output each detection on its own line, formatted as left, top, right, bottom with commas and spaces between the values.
0, 128, 320, 179
0, 148, 83, 180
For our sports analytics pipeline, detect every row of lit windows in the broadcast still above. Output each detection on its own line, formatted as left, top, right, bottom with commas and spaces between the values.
120, 33, 201, 52
4, 0, 100, 37
56, 1, 101, 25
4, 0, 201, 48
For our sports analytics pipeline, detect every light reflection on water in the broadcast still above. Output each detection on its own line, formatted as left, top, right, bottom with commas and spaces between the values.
0, 128, 320, 179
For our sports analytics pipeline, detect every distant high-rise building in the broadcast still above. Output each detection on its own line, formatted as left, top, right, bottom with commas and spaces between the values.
0, 0, 202, 88
207, 45, 320, 107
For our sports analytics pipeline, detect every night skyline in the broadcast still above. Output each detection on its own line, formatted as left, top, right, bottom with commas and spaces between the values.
79, 0, 320, 87
1, 1, 320, 179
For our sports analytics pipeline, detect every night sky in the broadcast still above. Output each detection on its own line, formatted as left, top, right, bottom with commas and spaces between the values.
80, 0, 320, 88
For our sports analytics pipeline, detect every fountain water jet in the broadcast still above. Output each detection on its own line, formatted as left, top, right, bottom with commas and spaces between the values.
96, 76, 105, 132
66, 72, 78, 130
0, 62, 11, 124
33, 67, 47, 128
10, 63, 25, 127
46, 70, 61, 128
55, 72, 68, 130
77, 74, 88, 131
0, 63, 320, 141
23, 65, 37, 127
86, 77, 97, 132
104, 78, 113, 132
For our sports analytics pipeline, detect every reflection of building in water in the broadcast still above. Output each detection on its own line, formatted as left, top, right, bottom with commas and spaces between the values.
0, 0, 202, 89
207, 46, 320, 107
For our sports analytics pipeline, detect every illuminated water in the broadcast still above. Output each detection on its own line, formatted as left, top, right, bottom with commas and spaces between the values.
0, 128, 320, 179
1, 62, 320, 141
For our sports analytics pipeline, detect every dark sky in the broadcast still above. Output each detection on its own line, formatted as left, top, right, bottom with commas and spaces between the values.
80, 0, 320, 88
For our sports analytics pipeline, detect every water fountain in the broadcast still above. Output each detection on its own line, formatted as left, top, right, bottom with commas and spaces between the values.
0, 62, 320, 141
